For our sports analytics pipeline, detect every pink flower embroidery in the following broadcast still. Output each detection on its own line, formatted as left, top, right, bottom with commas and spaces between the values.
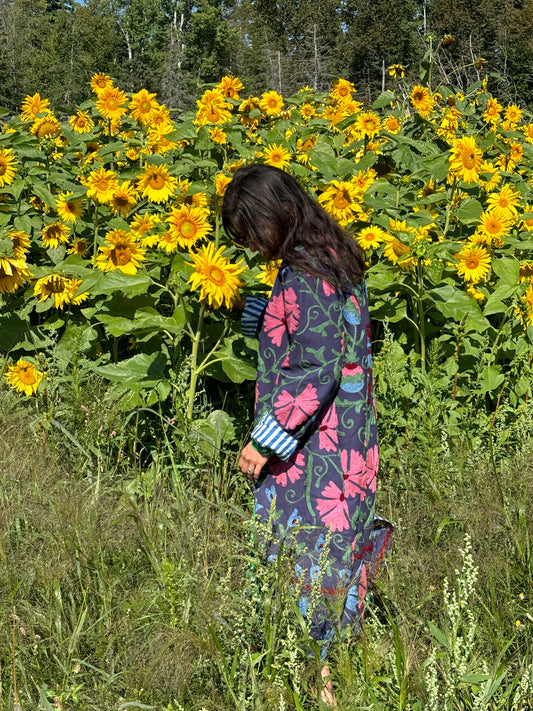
271, 451, 305, 487
274, 383, 319, 429
322, 280, 336, 297
263, 287, 300, 346
316, 481, 350, 531
318, 403, 338, 452
341, 449, 366, 497
366, 444, 379, 483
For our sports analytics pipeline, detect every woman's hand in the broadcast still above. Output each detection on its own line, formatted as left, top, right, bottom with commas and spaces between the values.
239, 442, 268, 480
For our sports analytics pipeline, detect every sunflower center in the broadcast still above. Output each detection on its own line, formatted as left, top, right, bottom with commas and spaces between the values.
149, 173, 166, 189
208, 266, 225, 285
112, 245, 132, 266
465, 257, 480, 269
47, 276, 65, 293
140, 101, 151, 112
0, 161, 6, 176
180, 220, 197, 238
499, 198, 509, 207
97, 179, 110, 191
18, 366, 38, 385
462, 151, 476, 169
108, 99, 118, 110
333, 191, 350, 210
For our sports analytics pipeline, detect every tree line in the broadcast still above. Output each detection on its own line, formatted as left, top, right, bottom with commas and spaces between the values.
0, 0, 532, 112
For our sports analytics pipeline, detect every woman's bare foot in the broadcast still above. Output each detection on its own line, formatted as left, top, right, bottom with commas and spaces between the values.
320, 664, 338, 708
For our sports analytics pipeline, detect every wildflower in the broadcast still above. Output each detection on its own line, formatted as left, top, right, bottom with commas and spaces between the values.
137, 163, 177, 203
129, 88, 159, 125
456, 244, 491, 283
330, 78, 356, 102
20, 93, 50, 122
217, 75, 244, 99
486, 185, 520, 217
34, 274, 72, 308
41, 222, 70, 249
214, 173, 232, 197
318, 180, 360, 226
263, 143, 291, 169
356, 226, 388, 250
0, 148, 18, 188
449, 136, 483, 183
69, 110, 94, 134
96, 86, 128, 121
96, 229, 147, 274
188, 242, 246, 309
7, 231, 30, 257
90, 73, 113, 95
195, 89, 232, 126
354, 111, 381, 139
56, 193, 84, 223
86, 167, 119, 203
388, 64, 405, 80
0, 256, 32, 293
410, 85, 436, 118
259, 90, 284, 116
110, 180, 138, 216
165, 204, 212, 250
5, 360, 43, 396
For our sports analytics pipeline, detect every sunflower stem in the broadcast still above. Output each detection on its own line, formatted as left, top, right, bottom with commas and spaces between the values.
187, 303, 206, 419
416, 258, 426, 371
92, 203, 99, 266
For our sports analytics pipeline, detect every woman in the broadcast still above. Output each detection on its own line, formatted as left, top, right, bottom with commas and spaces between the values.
222, 164, 391, 705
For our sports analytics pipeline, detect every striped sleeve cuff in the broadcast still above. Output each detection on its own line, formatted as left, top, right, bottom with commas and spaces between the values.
241, 295, 268, 338
252, 411, 298, 461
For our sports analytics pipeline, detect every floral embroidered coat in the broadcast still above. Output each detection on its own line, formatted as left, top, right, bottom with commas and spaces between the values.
243, 264, 387, 649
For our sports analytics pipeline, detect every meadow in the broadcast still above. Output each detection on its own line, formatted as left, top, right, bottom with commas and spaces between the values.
1, 45, 533, 709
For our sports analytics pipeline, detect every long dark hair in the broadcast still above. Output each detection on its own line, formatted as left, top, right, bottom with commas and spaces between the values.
222, 164, 366, 290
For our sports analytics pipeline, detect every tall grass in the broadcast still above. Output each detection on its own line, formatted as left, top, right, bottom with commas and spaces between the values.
0, 360, 532, 710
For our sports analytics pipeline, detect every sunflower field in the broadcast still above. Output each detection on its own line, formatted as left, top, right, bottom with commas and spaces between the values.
1, 60, 533, 711
1, 66, 533, 435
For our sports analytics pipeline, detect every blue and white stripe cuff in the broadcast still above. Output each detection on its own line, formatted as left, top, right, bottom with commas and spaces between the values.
241, 295, 268, 339
252, 411, 298, 461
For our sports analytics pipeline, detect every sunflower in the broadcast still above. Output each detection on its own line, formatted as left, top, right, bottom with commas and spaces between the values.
479, 161, 502, 192
351, 169, 377, 194
5, 359, 44, 396
330, 78, 356, 102
354, 111, 381, 139
520, 205, 533, 232
138, 163, 177, 203
300, 103, 317, 120
165, 204, 212, 250
519, 262, 533, 281
318, 180, 359, 225
478, 209, 513, 245
130, 213, 158, 240
382, 234, 415, 269
504, 104, 522, 127
456, 245, 491, 283
188, 242, 246, 309
34, 273, 72, 308
483, 98, 502, 126
0, 256, 32, 293
518, 283, 533, 326
91, 73, 113, 95
257, 260, 282, 288
86, 167, 119, 203
356, 226, 388, 250
263, 143, 291, 170
214, 173, 232, 197
65, 278, 89, 305
195, 89, 232, 126
0, 148, 17, 188
96, 229, 147, 274
449, 136, 483, 183
466, 284, 486, 302
110, 181, 138, 216
259, 90, 284, 117
41, 222, 70, 249
410, 85, 436, 118
8, 230, 30, 257
56, 193, 84, 223
67, 239, 90, 256
383, 115, 401, 134
20, 93, 50, 122
129, 88, 159, 125
523, 124, 533, 144
209, 127, 227, 145
486, 185, 520, 217
388, 64, 405, 80
217, 75, 244, 99
147, 123, 179, 154
30, 114, 62, 139
69, 110, 94, 134
507, 142, 523, 170
96, 86, 128, 121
